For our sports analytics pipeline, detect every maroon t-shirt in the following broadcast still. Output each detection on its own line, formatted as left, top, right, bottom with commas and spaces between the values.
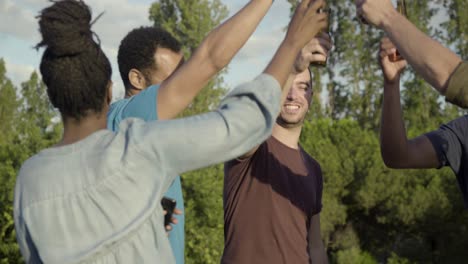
222, 136, 323, 264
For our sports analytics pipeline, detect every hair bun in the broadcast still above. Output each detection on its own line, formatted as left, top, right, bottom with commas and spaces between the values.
36, 0, 95, 56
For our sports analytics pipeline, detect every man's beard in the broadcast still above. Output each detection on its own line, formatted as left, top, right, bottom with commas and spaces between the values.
276, 114, 304, 128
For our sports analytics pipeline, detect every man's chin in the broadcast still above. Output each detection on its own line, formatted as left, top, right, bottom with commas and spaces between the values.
276, 117, 303, 128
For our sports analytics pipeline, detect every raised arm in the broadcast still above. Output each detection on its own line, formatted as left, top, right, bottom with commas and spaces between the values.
378, 37, 440, 169
157, 0, 274, 120
355, 0, 462, 95
132, 0, 328, 176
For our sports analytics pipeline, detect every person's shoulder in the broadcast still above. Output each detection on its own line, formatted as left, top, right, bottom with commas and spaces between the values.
111, 85, 160, 122
115, 117, 148, 134
15, 152, 58, 206
305, 152, 321, 167
441, 115, 468, 134
107, 98, 130, 127
225, 140, 269, 167
447, 115, 468, 125
18, 154, 43, 179
300, 147, 322, 170
109, 98, 130, 115
425, 115, 468, 153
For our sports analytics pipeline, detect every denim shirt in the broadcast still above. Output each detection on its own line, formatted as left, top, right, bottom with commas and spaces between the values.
14, 74, 280, 264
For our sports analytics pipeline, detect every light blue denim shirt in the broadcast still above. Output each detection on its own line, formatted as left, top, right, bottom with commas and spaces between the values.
14, 74, 280, 264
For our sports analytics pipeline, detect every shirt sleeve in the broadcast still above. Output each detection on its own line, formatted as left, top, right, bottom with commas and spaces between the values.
425, 115, 468, 173
122, 74, 281, 183
14, 221, 41, 264
445, 62, 468, 109
14, 179, 41, 264
120, 84, 159, 121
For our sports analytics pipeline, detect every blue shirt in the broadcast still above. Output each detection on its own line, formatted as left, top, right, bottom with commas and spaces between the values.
107, 85, 185, 264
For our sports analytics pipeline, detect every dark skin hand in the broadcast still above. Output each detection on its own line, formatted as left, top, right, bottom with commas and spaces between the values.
164, 208, 183, 235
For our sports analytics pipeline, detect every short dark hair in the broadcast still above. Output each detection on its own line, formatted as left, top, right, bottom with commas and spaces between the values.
117, 26, 181, 90
307, 67, 314, 93
36, 0, 112, 121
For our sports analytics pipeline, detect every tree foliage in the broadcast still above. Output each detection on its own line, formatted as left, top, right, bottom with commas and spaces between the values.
0, 60, 61, 263
289, 0, 468, 263
1, 0, 467, 263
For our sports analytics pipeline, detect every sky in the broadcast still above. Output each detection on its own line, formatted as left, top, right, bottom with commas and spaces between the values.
0, 0, 291, 99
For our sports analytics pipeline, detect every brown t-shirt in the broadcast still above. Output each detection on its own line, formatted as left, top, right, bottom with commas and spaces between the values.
222, 136, 323, 264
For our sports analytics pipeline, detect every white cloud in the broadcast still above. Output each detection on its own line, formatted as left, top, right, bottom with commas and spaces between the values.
221, 1, 291, 88
0, 0, 41, 43
83, 0, 152, 48
235, 27, 285, 61
0, 0, 292, 92
0, 0, 154, 98
225, 1, 289, 62
3, 59, 37, 86
0, 0, 152, 47
3, 52, 125, 101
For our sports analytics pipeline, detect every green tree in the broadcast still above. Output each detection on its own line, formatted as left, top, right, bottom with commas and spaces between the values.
0, 59, 20, 144
0, 59, 22, 263
441, 0, 468, 60
289, 0, 385, 130
287, 1, 468, 263
0, 65, 61, 263
16, 72, 61, 159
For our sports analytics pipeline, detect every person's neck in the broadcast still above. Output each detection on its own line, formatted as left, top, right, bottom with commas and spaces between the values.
124, 89, 136, 99
58, 113, 107, 146
271, 122, 302, 149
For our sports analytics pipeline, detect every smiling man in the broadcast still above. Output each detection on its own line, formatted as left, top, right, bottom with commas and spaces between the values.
222, 33, 332, 264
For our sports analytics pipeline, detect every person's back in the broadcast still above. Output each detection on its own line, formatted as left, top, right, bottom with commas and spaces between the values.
15, 124, 176, 262
15, 73, 283, 263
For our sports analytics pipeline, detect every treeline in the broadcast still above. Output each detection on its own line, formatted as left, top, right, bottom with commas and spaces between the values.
1, 0, 467, 263
0, 63, 61, 263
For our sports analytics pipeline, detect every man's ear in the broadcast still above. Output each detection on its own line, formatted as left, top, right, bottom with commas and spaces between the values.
128, 69, 147, 90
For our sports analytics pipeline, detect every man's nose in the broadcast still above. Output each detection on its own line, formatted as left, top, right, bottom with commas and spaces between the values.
286, 88, 298, 100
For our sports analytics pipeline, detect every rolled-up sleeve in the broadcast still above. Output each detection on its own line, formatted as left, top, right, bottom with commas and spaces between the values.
425, 115, 468, 207
425, 116, 466, 171
445, 62, 468, 108
14, 179, 41, 264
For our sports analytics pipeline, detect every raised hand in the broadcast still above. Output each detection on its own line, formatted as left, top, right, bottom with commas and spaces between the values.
355, 0, 397, 28
285, 0, 328, 50
293, 32, 332, 73
379, 37, 407, 84
263, 0, 329, 88
164, 208, 183, 235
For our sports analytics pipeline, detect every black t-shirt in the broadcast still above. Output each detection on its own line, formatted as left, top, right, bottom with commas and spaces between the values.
426, 115, 468, 207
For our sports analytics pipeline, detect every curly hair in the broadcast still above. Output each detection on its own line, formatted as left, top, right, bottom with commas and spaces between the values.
117, 26, 181, 90
36, 0, 112, 120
